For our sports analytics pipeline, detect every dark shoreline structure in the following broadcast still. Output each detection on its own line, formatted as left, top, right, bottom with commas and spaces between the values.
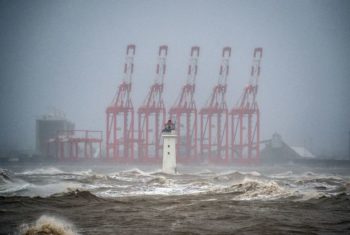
0, 150, 350, 167
0, 156, 350, 169
0, 156, 350, 168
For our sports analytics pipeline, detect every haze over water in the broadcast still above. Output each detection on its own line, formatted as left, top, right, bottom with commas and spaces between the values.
0, 0, 349, 157
1, 0, 350, 234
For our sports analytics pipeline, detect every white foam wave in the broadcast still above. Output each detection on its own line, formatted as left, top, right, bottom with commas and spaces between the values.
242, 171, 261, 177
233, 178, 295, 200
19, 215, 79, 235
17, 167, 65, 175
0, 171, 32, 196
0, 168, 15, 183
146, 176, 170, 185
1, 166, 349, 200
220, 170, 261, 177
0, 181, 30, 195
270, 171, 294, 178
71, 169, 93, 176
118, 168, 150, 176
0, 177, 89, 197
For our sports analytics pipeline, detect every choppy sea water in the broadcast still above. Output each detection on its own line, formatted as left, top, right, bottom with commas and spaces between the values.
0, 163, 349, 234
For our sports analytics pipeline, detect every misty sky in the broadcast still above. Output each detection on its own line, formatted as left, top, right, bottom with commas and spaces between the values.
0, 0, 349, 156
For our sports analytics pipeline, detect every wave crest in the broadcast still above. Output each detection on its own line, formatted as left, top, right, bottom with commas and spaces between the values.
17, 167, 65, 175
215, 178, 295, 200
0, 168, 14, 183
19, 215, 78, 235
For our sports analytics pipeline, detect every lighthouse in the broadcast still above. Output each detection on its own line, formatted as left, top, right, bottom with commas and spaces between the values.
162, 120, 177, 174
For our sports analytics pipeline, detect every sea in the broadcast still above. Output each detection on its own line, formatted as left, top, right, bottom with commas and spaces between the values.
0, 162, 349, 234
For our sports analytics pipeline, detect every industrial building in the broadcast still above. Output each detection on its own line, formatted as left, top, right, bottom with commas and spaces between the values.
37, 112, 103, 160
36, 112, 74, 156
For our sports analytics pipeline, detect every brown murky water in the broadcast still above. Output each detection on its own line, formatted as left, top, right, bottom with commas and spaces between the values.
1, 164, 350, 234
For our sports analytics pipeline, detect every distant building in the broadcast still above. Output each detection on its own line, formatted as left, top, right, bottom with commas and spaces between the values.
289, 146, 315, 159
261, 133, 315, 162
36, 112, 74, 156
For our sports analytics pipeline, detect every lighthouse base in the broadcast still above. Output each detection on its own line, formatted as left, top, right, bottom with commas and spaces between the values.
162, 130, 177, 174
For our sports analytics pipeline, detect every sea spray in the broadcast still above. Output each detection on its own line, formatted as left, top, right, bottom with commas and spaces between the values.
1, 166, 348, 199
19, 215, 78, 235
17, 167, 65, 175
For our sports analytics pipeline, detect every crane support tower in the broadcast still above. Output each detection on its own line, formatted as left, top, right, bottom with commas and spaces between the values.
138, 46, 168, 163
230, 48, 263, 163
199, 47, 231, 163
106, 44, 136, 162
169, 46, 200, 163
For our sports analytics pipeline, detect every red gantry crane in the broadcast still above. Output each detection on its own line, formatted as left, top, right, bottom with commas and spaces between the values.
230, 48, 263, 163
169, 46, 200, 163
106, 44, 136, 162
199, 47, 231, 163
138, 46, 168, 163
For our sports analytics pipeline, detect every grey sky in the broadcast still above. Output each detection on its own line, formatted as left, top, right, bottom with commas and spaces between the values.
0, 0, 349, 156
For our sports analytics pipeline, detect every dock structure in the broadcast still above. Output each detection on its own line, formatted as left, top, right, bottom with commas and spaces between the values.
45, 45, 265, 165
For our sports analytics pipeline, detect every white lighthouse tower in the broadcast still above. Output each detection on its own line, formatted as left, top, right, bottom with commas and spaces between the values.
162, 120, 177, 174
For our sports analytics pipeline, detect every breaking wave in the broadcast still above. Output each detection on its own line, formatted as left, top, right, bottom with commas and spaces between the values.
0, 168, 13, 183
0, 168, 30, 195
17, 167, 65, 175
216, 178, 296, 200
118, 168, 151, 176
19, 215, 78, 235
0, 166, 349, 201
1, 165, 349, 235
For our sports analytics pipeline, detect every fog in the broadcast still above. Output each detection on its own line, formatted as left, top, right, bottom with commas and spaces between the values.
0, 0, 349, 157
